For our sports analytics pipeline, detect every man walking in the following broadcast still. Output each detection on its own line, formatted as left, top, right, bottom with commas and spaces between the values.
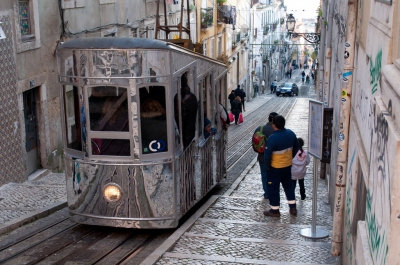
263, 115, 300, 217
254, 112, 278, 199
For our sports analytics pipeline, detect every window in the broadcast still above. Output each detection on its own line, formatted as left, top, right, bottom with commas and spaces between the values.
18, 1, 30, 37
88, 86, 131, 156
210, 38, 214, 58
203, 42, 207, 56
131, 28, 138, 38
15, 0, 41, 52
217, 36, 222, 57
64, 85, 82, 152
139, 86, 168, 154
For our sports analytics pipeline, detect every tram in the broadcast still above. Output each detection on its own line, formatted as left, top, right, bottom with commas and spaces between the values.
56, 38, 228, 228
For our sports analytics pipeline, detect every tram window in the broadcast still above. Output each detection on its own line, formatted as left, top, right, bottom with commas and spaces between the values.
139, 86, 168, 154
63, 85, 82, 151
91, 138, 131, 156
88, 86, 129, 132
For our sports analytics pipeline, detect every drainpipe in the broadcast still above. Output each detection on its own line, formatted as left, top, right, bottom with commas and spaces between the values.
331, 0, 357, 256
317, 0, 328, 102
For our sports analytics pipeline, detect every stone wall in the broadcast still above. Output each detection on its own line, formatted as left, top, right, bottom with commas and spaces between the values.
0, 11, 25, 186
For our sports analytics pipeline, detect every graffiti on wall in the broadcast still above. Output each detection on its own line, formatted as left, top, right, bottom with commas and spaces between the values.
366, 107, 390, 264
369, 50, 382, 95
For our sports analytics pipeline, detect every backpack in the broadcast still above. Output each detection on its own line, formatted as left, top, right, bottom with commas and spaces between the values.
252, 126, 265, 153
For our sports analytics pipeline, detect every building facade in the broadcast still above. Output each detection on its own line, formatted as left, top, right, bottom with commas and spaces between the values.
318, 0, 400, 264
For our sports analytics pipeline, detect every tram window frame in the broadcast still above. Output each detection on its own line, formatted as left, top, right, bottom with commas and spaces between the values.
138, 83, 171, 159
85, 85, 133, 159
62, 84, 83, 158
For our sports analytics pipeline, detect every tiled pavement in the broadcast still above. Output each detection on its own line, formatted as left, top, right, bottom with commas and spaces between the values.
142, 96, 340, 265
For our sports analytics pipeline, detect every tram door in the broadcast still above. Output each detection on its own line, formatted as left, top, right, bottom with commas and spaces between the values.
23, 88, 39, 175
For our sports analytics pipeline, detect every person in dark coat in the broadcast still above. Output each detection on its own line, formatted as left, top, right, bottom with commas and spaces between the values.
240, 88, 246, 111
228, 90, 235, 110
231, 96, 242, 125
254, 112, 278, 199
174, 74, 198, 149
234, 85, 243, 102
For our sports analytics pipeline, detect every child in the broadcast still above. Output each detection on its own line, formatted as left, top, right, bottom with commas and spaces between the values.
291, 138, 310, 200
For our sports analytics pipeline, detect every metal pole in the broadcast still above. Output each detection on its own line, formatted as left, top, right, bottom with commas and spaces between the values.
299, 157, 329, 239
312, 156, 318, 235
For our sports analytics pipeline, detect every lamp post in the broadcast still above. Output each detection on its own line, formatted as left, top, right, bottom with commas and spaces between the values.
286, 14, 321, 44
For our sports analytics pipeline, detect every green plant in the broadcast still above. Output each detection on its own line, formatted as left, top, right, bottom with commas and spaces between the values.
216, 0, 226, 4
274, 39, 279, 44
189, 4, 195, 13
324, 20, 328, 27
317, 7, 323, 18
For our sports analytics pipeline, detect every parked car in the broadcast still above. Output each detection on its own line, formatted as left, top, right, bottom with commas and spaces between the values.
276, 82, 299, 97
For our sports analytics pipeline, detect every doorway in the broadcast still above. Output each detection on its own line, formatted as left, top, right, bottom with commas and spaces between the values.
23, 88, 39, 175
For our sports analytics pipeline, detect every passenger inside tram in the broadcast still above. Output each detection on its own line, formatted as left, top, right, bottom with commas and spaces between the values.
140, 98, 168, 154
89, 86, 130, 156
174, 73, 198, 149
203, 117, 216, 139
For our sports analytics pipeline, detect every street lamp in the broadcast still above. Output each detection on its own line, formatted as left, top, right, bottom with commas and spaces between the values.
286, 14, 296, 33
259, 47, 264, 58
286, 14, 321, 44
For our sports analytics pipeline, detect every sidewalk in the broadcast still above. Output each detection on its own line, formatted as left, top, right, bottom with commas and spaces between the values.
142, 98, 340, 265
0, 171, 67, 236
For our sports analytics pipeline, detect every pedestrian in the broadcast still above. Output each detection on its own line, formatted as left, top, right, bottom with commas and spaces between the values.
261, 80, 265, 94
254, 112, 278, 199
263, 115, 300, 217
301, 70, 305, 84
291, 138, 310, 200
241, 88, 246, 111
234, 85, 243, 101
228, 90, 235, 110
289, 68, 292, 78
271, 79, 277, 93
231, 96, 242, 125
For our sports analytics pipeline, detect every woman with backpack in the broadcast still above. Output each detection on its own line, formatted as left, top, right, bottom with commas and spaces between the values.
291, 138, 310, 200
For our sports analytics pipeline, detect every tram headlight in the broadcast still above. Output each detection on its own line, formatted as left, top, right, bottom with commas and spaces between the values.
103, 183, 122, 203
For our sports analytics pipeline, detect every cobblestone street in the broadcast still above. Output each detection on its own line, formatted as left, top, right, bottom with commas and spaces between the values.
143, 94, 340, 264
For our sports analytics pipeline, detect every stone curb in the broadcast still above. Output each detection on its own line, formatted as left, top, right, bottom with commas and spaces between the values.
140, 195, 219, 265
0, 201, 67, 236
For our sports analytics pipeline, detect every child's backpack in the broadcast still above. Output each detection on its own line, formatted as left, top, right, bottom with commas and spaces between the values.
252, 125, 265, 153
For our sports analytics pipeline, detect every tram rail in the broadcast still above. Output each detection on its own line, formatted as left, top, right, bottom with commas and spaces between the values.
0, 97, 297, 264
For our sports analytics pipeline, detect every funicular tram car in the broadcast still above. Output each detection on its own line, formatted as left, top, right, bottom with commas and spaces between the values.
56, 38, 228, 228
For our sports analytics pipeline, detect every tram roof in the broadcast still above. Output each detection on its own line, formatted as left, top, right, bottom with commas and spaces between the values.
58, 37, 173, 50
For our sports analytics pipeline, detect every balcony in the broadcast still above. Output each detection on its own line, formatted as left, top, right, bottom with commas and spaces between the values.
201, 8, 214, 29
217, 5, 236, 25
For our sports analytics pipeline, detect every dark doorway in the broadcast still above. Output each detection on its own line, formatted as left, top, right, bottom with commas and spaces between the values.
23, 88, 39, 175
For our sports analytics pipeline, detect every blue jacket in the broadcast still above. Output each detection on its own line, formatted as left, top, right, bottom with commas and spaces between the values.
264, 128, 299, 169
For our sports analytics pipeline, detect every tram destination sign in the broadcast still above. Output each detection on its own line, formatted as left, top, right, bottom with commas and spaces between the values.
308, 100, 323, 159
